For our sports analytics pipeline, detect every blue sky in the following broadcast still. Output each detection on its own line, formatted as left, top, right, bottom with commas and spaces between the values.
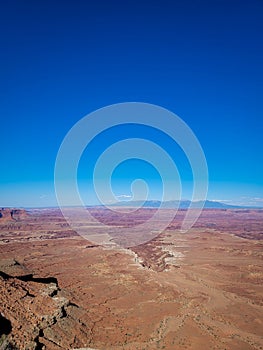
0, 0, 263, 207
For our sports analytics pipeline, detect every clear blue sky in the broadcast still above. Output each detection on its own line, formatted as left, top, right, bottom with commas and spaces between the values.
1, 0, 263, 207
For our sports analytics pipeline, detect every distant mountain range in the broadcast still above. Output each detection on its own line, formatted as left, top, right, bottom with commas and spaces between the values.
108, 200, 262, 209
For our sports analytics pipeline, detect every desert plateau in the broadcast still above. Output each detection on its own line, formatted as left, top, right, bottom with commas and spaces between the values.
0, 207, 262, 350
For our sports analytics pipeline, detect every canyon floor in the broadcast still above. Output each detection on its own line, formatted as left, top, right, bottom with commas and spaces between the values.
0, 208, 263, 350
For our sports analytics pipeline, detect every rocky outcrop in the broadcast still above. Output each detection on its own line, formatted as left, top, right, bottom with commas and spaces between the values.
0, 260, 91, 350
0, 208, 27, 222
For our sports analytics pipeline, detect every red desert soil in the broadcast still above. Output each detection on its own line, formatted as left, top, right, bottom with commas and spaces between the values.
0, 208, 263, 349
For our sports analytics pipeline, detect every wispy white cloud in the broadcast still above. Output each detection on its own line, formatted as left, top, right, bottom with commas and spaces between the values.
116, 194, 132, 199
39, 194, 47, 199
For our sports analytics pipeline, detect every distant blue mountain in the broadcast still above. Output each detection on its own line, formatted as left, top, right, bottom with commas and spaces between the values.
108, 200, 251, 209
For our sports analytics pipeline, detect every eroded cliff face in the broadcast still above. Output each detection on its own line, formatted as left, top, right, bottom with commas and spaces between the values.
0, 208, 27, 222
